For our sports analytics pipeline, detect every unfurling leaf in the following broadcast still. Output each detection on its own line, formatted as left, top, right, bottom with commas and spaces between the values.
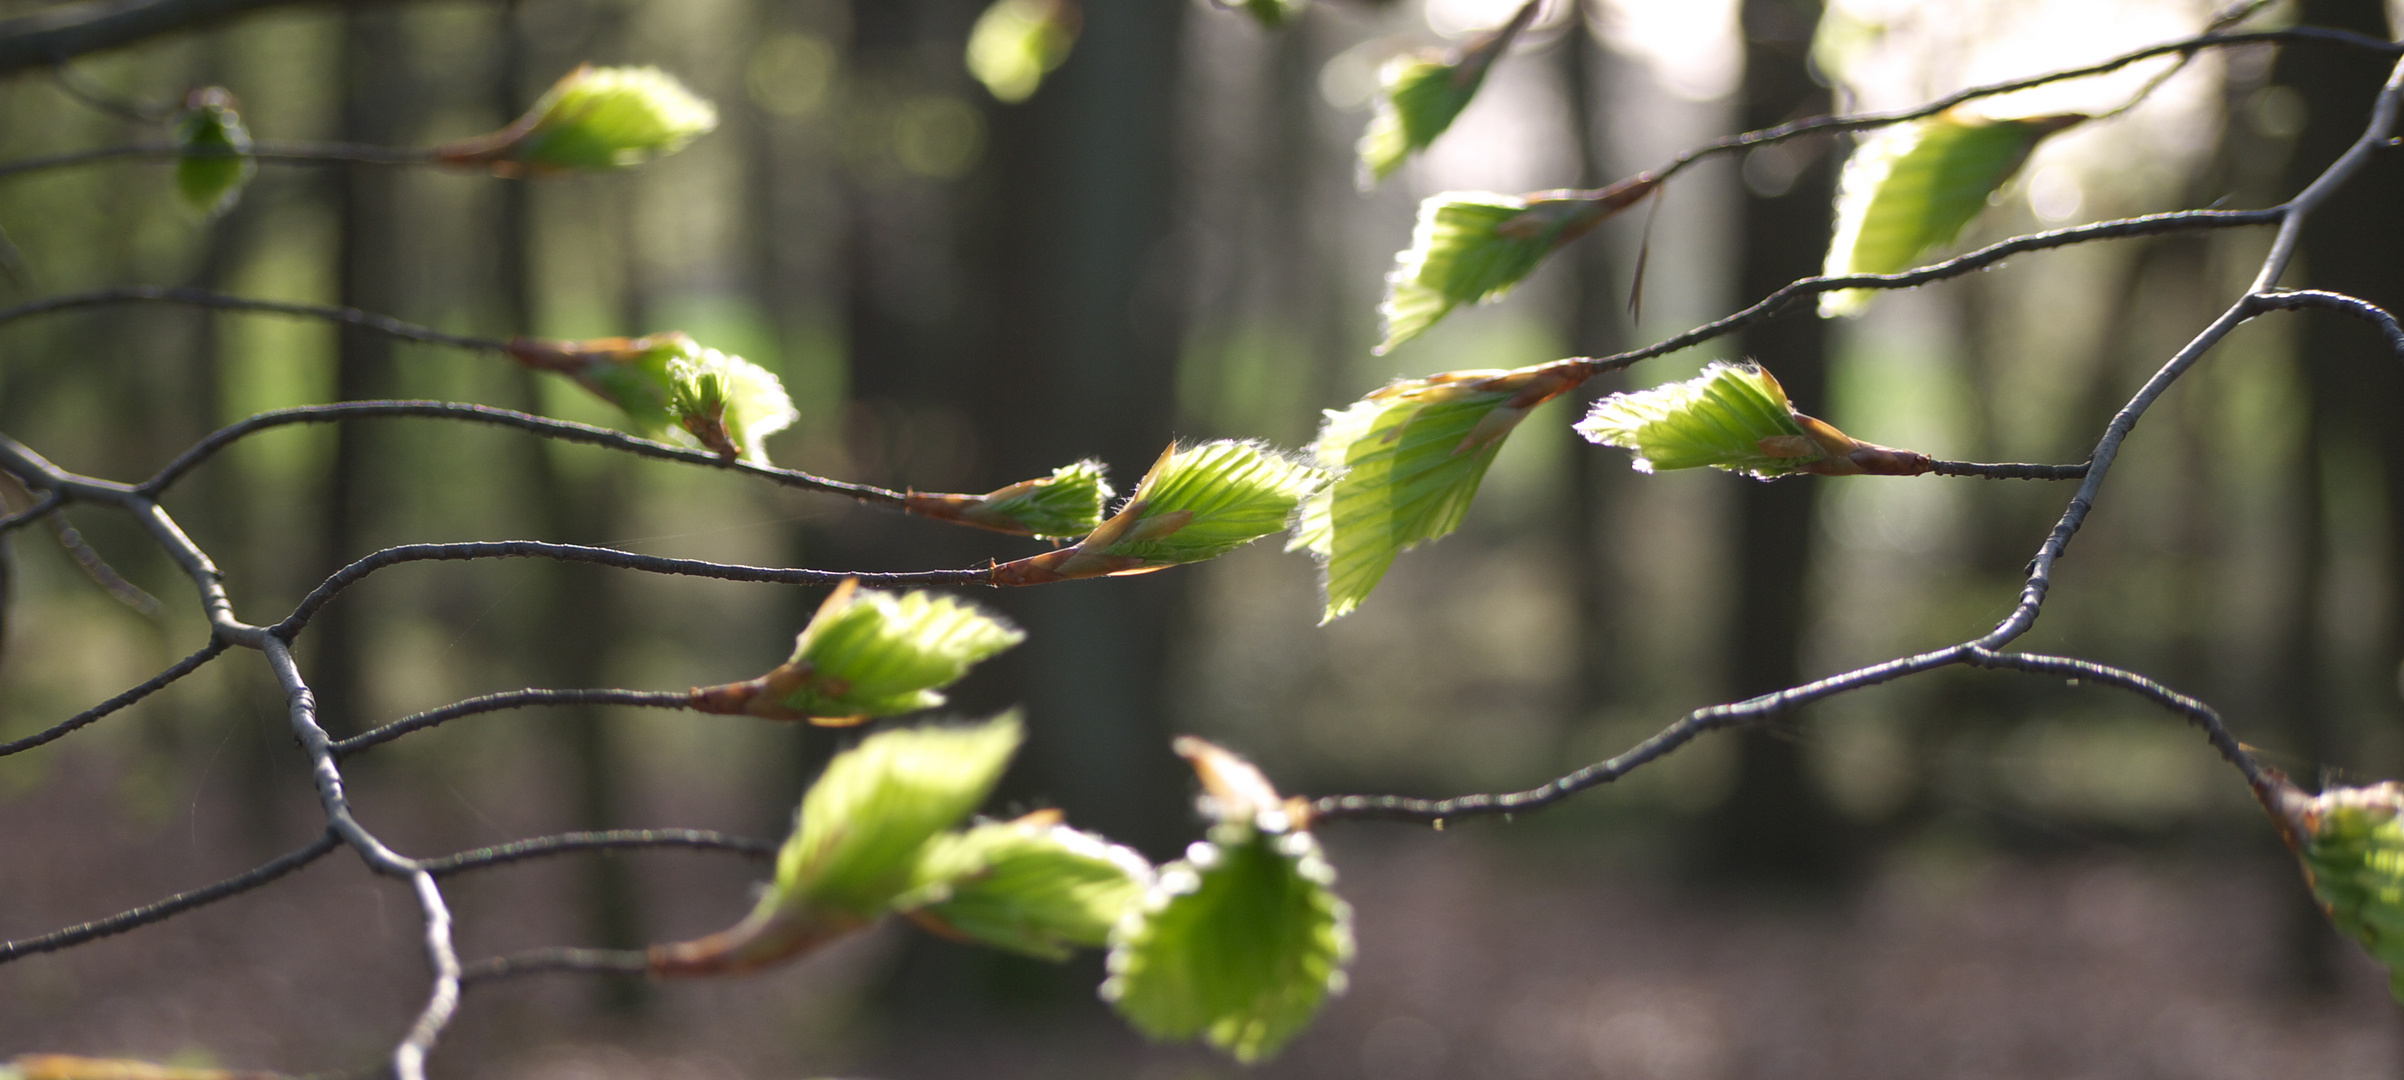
904, 459, 1113, 539
173, 88, 254, 219
1380, 178, 1657, 353
899, 811, 1154, 960
4, 1056, 281, 1080
1574, 361, 1931, 479
1102, 743, 1350, 1064
691, 579, 1025, 723
1236, 0, 1308, 29
1356, 0, 1539, 186
967, 0, 1081, 104
1293, 364, 1586, 622
435, 64, 718, 174
991, 440, 1327, 585
650, 714, 1026, 975
507, 332, 798, 464
2267, 777, 2404, 1000
1820, 110, 2086, 317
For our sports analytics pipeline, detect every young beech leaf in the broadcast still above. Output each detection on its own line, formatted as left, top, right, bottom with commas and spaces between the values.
435, 64, 718, 174
1356, 0, 1540, 186
967, 0, 1080, 104
904, 459, 1114, 539
691, 579, 1025, 724
1575, 360, 1932, 479
1380, 177, 1657, 354
174, 88, 254, 219
1102, 824, 1354, 1063
1292, 364, 1586, 622
648, 714, 1025, 976
2267, 777, 2404, 1000
1820, 110, 2087, 317
897, 812, 1154, 961
4, 1057, 281, 1080
506, 332, 798, 464
991, 440, 1327, 585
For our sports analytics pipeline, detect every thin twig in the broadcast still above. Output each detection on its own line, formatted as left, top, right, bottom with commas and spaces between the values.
423, 829, 778, 876
1927, 460, 2091, 480
0, 286, 505, 352
2255, 289, 2404, 358
336, 688, 696, 757
272, 541, 992, 640
0, 141, 434, 181
458, 946, 651, 984
0, 830, 339, 962
0, 640, 228, 756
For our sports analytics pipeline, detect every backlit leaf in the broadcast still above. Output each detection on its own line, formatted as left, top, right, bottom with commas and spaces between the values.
907, 459, 1113, 539
173, 88, 253, 219
1379, 179, 1655, 353
1102, 824, 1354, 1063
437, 65, 718, 174
507, 332, 798, 464
900, 813, 1153, 961
2271, 778, 2404, 1001
1356, 1, 1538, 185
967, 0, 1080, 104
692, 580, 1025, 723
774, 713, 1024, 919
1820, 110, 2085, 317
1292, 364, 1583, 621
1576, 361, 1933, 479
992, 440, 1326, 585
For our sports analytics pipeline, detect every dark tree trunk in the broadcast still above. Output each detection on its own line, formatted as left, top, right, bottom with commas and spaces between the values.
1703, 0, 1856, 886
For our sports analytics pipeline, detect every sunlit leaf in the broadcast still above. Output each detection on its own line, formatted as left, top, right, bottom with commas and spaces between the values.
1356, 1, 1538, 185
436, 64, 718, 174
1292, 364, 1584, 622
992, 440, 1327, 584
1575, 361, 1933, 479
777, 713, 1024, 918
899, 812, 1153, 961
906, 459, 1114, 539
507, 332, 798, 464
693, 580, 1026, 723
2272, 779, 2404, 1000
1102, 823, 1354, 1063
1819, 110, 2086, 317
173, 88, 254, 219
967, 0, 1080, 104
1379, 179, 1656, 353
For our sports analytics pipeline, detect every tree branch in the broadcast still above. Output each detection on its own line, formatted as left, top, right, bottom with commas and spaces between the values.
335, 688, 696, 757
0, 829, 338, 962
422, 829, 777, 876
0, 639, 227, 756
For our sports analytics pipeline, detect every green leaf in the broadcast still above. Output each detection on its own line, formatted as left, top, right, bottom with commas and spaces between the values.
967, 0, 1080, 104
1102, 824, 1354, 1063
1820, 110, 2086, 317
1356, 1, 1538, 185
991, 440, 1327, 584
508, 332, 797, 464
771, 713, 1025, 920
695, 580, 1025, 722
959, 459, 1115, 539
439, 64, 718, 173
174, 88, 254, 219
899, 814, 1154, 961
1576, 361, 1815, 477
1292, 365, 1583, 621
1378, 181, 1654, 353
2282, 781, 2404, 1000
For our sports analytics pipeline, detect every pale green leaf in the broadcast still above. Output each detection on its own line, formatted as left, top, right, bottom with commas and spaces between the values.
967, 0, 1079, 104
1356, 2, 1535, 185
665, 345, 801, 465
899, 816, 1153, 961
1575, 361, 1818, 478
174, 89, 254, 219
1094, 440, 1328, 566
1292, 365, 1580, 621
778, 582, 1025, 719
1378, 186, 1651, 353
2283, 781, 2404, 1000
1238, 0, 1307, 28
443, 65, 717, 172
772, 713, 1024, 919
1820, 110, 2085, 317
972, 459, 1114, 539
1102, 824, 1354, 1063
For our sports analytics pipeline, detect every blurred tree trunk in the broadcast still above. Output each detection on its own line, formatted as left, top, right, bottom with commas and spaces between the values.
311, 8, 411, 739
1704, 0, 1855, 885
1561, 12, 1628, 728
2270, 0, 2399, 992
969, 1, 1190, 862
488, 0, 648, 1012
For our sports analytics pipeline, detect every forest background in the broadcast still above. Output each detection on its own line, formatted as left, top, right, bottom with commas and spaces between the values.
5, 0, 2404, 1076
